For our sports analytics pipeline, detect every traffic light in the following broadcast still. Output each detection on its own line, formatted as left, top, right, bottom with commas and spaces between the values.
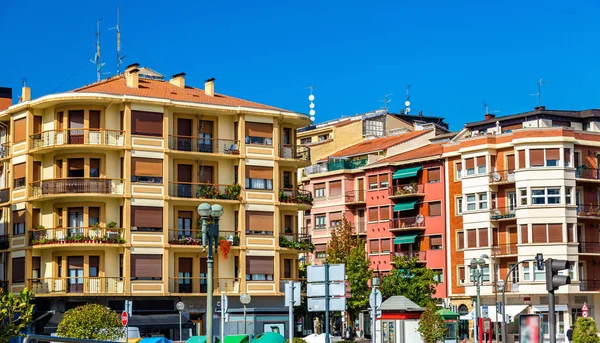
545, 258, 571, 291
535, 253, 544, 270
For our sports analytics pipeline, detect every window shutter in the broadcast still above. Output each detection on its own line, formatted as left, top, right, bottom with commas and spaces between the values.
68, 159, 84, 171
246, 166, 273, 180
329, 212, 343, 221
246, 122, 273, 139
177, 164, 193, 182
131, 111, 163, 136
564, 149, 571, 166
381, 239, 391, 252
368, 208, 379, 222
247, 212, 274, 232
428, 202, 442, 216
13, 163, 26, 180
314, 244, 326, 252
89, 110, 100, 129
246, 256, 274, 275
368, 175, 378, 185
457, 232, 464, 250
531, 224, 547, 243
428, 168, 441, 181
14, 118, 26, 143
547, 224, 563, 243
546, 148, 560, 160
88, 207, 100, 220
530, 149, 544, 166
198, 166, 214, 184
33, 116, 42, 134
478, 228, 488, 247
459, 267, 465, 282
12, 257, 25, 283
430, 235, 442, 247
379, 174, 389, 185
465, 158, 474, 169
521, 225, 529, 244
315, 183, 325, 191
131, 206, 163, 229
518, 150, 526, 168
506, 154, 515, 172
329, 181, 342, 196
369, 240, 379, 253
131, 158, 163, 177
567, 225, 575, 243
12, 210, 25, 224
476, 156, 486, 168
467, 230, 477, 248
379, 206, 390, 221
199, 120, 214, 135
455, 162, 462, 174
178, 258, 193, 272
131, 254, 162, 279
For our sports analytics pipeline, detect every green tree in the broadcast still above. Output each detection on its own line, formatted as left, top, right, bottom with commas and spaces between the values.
573, 317, 600, 343
325, 218, 371, 322
57, 303, 123, 341
417, 305, 447, 343
380, 255, 439, 307
0, 288, 34, 343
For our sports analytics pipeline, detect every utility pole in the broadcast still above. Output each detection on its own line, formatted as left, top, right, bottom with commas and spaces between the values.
109, 6, 126, 74
91, 18, 105, 82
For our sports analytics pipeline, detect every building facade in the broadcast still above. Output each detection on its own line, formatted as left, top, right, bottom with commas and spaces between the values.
0, 64, 312, 338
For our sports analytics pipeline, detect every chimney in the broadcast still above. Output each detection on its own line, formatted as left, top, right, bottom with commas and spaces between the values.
170, 73, 186, 88
0, 87, 12, 111
485, 113, 495, 120
535, 106, 546, 112
125, 63, 140, 88
20, 84, 31, 102
205, 78, 215, 97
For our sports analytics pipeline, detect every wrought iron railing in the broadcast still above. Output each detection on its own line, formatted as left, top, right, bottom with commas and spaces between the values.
578, 241, 600, 254
279, 188, 313, 205
279, 233, 313, 251
577, 205, 600, 218
280, 144, 310, 161
489, 207, 516, 220
169, 182, 241, 200
28, 277, 125, 294
580, 279, 600, 291
390, 216, 425, 229
169, 277, 240, 294
30, 227, 125, 245
488, 170, 515, 183
30, 178, 124, 197
168, 229, 240, 246
31, 129, 124, 148
576, 167, 600, 180
344, 190, 366, 203
390, 183, 424, 196
495, 243, 518, 255
169, 136, 240, 155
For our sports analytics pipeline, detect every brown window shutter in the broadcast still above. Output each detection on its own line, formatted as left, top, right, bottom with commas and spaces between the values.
315, 183, 325, 191
68, 158, 84, 171
546, 148, 560, 160
518, 150, 526, 168
465, 158, 474, 169
89, 110, 101, 129
381, 239, 391, 252
13, 118, 26, 143
284, 259, 292, 278
131, 254, 162, 279
575, 152, 580, 167
199, 120, 214, 135
476, 156, 486, 168
246, 166, 273, 180
521, 225, 529, 243
506, 154, 515, 172
131, 206, 163, 229
88, 207, 100, 220
178, 257, 193, 272
368, 208, 379, 222
531, 224, 547, 243
467, 230, 477, 248
32, 256, 41, 270
198, 166, 214, 184
457, 232, 464, 250
177, 164, 193, 182
314, 244, 326, 252
245, 122, 273, 139
492, 227, 499, 246
329, 181, 342, 196
178, 211, 193, 219
131, 158, 163, 177
368, 175, 378, 185
68, 110, 84, 128
491, 155, 497, 170
247, 211, 274, 232
33, 116, 42, 134
12, 257, 25, 283
564, 149, 571, 166
369, 240, 379, 253
380, 206, 390, 221
547, 224, 563, 243
32, 209, 40, 229
430, 235, 442, 247
478, 228, 488, 247
329, 212, 343, 221
429, 202, 442, 216
12, 210, 25, 224
13, 163, 26, 180
131, 111, 163, 136
428, 168, 441, 181
567, 225, 575, 243
459, 267, 465, 281
68, 256, 84, 269
379, 173, 389, 184
246, 256, 274, 275
455, 162, 462, 173
32, 161, 41, 182
530, 149, 544, 166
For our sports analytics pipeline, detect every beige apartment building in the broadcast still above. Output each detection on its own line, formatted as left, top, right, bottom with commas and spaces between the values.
0, 64, 312, 338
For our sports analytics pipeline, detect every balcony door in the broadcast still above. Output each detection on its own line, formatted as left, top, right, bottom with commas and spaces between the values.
68, 256, 84, 293
68, 207, 84, 237
68, 110, 84, 144
178, 258, 193, 293
177, 118, 193, 151
177, 211, 193, 238
198, 120, 213, 153
177, 164, 193, 198
199, 258, 208, 293
68, 159, 85, 177
507, 191, 516, 212
357, 178, 365, 201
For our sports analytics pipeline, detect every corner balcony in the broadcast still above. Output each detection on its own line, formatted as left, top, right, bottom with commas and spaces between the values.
389, 183, 425, 199
30, 227, 125, 247
345, 191, 366, 205
576, 167, 600, 182
168, 229, 240, 247
279, 232, 313, 251
580, 279, 600, 291
30, 129, 124, 150
494, 243, 518, 256
279, 188, 313, 209
279, 145, 311, 167
490, 207, 516, 221
29, 276, 125, 295
389, 216, 426, 231
30, 178, 124, 199
488, 170, 515, 184
168, 136, 240, 160
168, 183, 241, 203
577, 205, 600, 219
578, 241, 600, 254
390, 250, 427, 263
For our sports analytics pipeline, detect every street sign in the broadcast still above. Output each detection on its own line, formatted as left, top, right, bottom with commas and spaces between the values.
582, 302, 589, 318
307, 282, 345, 297
482, 305, 489, 318
121, 311, 128, 326
221, 294, 228, 313
308, 297, 346, 312
307, 264, 345, 282
285, 281, 301, 306
369, 289, 382, 309
124, 300, 133, 316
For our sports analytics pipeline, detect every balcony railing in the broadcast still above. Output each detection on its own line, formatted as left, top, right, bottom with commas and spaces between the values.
280, 145, 310, 162
29, 277, 125, 294
489, 170, 515, 184
0, 234, 8, 250
495, 243, 518, 255
0, 143, 9, 158
279, 188, 313, 205
168, 229, 240, 246
345, 191, 366, 203
31, 129, 125, 149
30, 227, 125, 246
327, 158, 367, 172
279, 233, 313, 251
579, 241, 600, 254
354, 221, 367, 234
576, 167, 600, 180
169, 136, 240, 155
169, 182, 241, 200
390, 216, 425, 229
169, 277, 240, 294
490, 207, 516, 220
577, 205, 600, 218
279, 278, 307, 292
0, 188, 9, 203
579, 279, 600, 291
304, 164, 328, 176
391, 250, 426, 261
31, 178, 124, 197
390, 183, 424, 197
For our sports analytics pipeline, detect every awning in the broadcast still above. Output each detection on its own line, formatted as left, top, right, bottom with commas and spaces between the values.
459, 305, 528, 322
532, 305, 568, 312
393, 232, 419, 245
392, 166, 421, 180
393, 200, 418, 212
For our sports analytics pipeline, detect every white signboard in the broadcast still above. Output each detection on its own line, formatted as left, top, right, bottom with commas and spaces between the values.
308, 297, 346, 312
307, 282, 345, 297
369, 289, 382, 309
307, 264, 345, 283
285, 282, 301, 307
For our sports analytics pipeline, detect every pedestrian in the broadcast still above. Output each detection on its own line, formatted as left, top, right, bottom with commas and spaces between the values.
567, 325, 574, 343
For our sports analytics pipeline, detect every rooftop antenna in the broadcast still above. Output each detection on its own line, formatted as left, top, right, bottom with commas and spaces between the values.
109, 6, 126, 74
304, 85, 316, 122
483, 101, 500, 116
404, 84, 412, 114
90, 18, 106, 82
530, 78, 546, 107
379, 93, 393, 110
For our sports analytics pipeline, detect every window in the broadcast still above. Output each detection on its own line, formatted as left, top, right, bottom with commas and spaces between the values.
530, 149, 544, 167
131, 158, 163, 183
430, 235, 442, 250
477, 156, 487, 174
433, 269, 443, 283
246, 211, 274, 236
546, 148, 560, 167
428, 168, 441, 183
315, 245, 326, 259
13, 163, 25, 189
523, 263, 531, 281
564, 148, 571, 167
315, 215, 326, 229
131, 206, 163, 232
12, 210, 25, 235
520, 188, 528, 205
318, 134, 329, 142
534, 263, 545, 281
90, 158, 100, 177
381, 239, 391, 253
368, 175, 378, 190
457, 231, 464, 250
88, 207, 100, 226
246, 256, 274, 281
429, 202, 442, 216
300, 137, 311, 145
329, 181, 342, 196
465, 158, 475, 175
368, 207, 379, 222
369, 240, 380, 254
478, 228, 489, 247
131, 110, 163, 136
521, 224, 529, 244
456, 197, 463, 215
379, 174, 389, 188
481, 265, 491, 282
380, 206, 390, 221
245, 166, 273, 190
531, 223, 563, 243
283, 259, 293, 279
245, 122, 273, 145
329, 212, 342, 228
89, 256, 100, 277
364, 119, 384, 137
466, 194, 476, 211
455, 162, 463, 180
466, 229, 477, 248
458, 266, 466, 285
478, 193, 488, 210
131, 254, 163, 280
315, 183, 325, 198
531, 187, 561, 205
177, 211, 193, 238
518, 150, 526, 169
12, 257, 25, 283
32, 257, 41, 279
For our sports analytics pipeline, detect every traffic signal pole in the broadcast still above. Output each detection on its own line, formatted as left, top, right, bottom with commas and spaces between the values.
545, 258, 571, 343
548, 288, 556, 343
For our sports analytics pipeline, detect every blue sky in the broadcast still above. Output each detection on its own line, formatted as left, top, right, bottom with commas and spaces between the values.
1, 0, 600, 131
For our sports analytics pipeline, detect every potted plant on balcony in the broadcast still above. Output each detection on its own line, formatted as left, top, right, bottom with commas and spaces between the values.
224, 184, 241, 200
219, 238, 231, 259
197, 184, 219, 199
106, 221, 119, 239
33, 225, 46, 240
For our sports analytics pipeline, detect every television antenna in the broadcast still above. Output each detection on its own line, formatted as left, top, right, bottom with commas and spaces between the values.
379, 93, 393, 110
404, 85, 412, 113
90, 18, 106, 82
109, 6, 127, 74
530, 78, 546, 107
483, 101, 500, 115
304, 85, 316, 122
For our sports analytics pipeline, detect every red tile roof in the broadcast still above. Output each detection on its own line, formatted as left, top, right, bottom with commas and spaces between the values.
321, 130, 431, 161
375, 143, 443, 164
72, 75, 289, 111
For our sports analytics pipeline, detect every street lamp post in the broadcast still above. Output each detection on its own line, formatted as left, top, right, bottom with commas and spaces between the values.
198, 203, 224, 343
470, 257, 487, 343
176, 301, 185, 341
371, 272, 380, 343
240, 293, 251, 335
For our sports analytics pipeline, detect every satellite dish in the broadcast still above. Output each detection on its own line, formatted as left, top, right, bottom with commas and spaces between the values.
406, 107, 411, 113
416, 214, 424, 224
309, 109, 315, 116
492, 173, 502, 182
404, 100, 411, 107
310, 102, 315, 109
308, 94, 315, 101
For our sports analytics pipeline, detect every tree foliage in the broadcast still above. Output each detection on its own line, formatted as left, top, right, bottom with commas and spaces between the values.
573, 317, 600, 343
417, 306, 447, 343
325, 218, 371, 321
57, 303, 124, 341
0, 288, 34, 343
380, 255, 439, 307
